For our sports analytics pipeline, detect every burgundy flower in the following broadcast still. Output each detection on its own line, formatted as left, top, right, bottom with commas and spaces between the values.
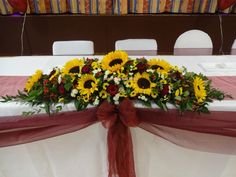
58, 84, 65, 94
161, 84, 169, 96
126, 60, 133, 65
43, 87, 49, 95
106, 84, 119, 96
43, 79, 49, 86
150, 74, 156, 81
136, 62, 147, 73
82, 65, 90, 74
50, 93, 56, 100
171, 71, 183, 80
96, 71, 103, 77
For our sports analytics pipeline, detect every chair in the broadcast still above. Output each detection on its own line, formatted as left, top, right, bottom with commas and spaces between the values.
231, 39, 236, 55
115, 39, 158, 55
52, 40, 94, 55
174, 30, 213, 55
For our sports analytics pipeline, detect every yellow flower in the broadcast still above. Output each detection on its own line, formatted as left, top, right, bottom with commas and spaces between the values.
25, 70, 43, 92
61, 58, 84, 75
101, 51, 128, 72
118, 72, 127, 79
77, 74, 98, 96
58, 97, 64, 103
151, 92, 158, 98
99, 90, 108, 99
119, 90, 127, 97
82, 95, 90, 102
148, 59, 172, 74
130, 91, 137, 97
91, 61, 100, 70
193, 77, 207, 103
103, 83, 109, 90
175, 87, 183, 97
125, 80, 133, 87
131, 72, 156, 95
49, 68, 60, 81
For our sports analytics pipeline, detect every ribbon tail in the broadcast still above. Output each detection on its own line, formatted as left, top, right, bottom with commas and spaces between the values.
107, 120, 136, 177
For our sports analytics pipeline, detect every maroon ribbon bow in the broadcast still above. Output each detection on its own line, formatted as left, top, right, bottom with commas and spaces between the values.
97, 99, 139, 177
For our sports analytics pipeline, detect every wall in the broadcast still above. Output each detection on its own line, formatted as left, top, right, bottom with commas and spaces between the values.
0, 14, 235, 56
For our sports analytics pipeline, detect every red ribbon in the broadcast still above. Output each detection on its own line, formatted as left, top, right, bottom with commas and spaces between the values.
97, 99, 139, 177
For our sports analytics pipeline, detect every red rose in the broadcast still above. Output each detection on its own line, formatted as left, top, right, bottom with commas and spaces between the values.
106, 84, 119, 96
82, 65, 90, 74
161, 84, 169, 96
58, 84, 65, 94
136, 62, 147, 73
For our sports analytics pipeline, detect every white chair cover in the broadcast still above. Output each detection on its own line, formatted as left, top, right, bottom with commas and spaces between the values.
231, 39, 236, 55
52, 41, 94, 56
174, 30, 213, 55
115, 39, 158, 55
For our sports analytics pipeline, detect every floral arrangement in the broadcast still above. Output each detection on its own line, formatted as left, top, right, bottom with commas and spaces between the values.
1, 51, 228, 115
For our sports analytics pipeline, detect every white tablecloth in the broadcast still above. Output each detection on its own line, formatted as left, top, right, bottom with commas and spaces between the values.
0, 55, 236, 177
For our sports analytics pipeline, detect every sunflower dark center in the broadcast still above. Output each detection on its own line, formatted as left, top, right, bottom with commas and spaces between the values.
109, 58, 123, 67
69, 66, 80, 73
151, 65, 164, 70
137, 78, 150, 89
84, 80, 94, 89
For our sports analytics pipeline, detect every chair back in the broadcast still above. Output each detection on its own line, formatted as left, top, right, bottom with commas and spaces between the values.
52, 40, 94, 55
115, 39, 158, 55
174, 30, 213, 55
231, 39, 236, 55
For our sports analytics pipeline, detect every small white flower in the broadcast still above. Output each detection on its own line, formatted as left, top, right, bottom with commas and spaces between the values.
92, 70, 97, 74
161, 74, 166, 79
168, 86, 172, 93
138, 95, 148, 101
93, 97, 100, 106
71, 89, 78, 97
113, 93, 120, 101
129, 73, 134, 76
58, 75, 62, 84
114, 77, 120, 84
108, 76, 114, 81
147, 69, 154, 73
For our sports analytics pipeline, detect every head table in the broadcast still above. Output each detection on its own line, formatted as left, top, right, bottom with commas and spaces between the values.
0, 55, 236, 177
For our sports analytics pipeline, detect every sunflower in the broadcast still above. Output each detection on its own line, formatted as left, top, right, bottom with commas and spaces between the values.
61, 58, 84, 75
148, 59, 172, 74
25, 70, 43, 92
193, 76, 207, 103
101, 51, 128, 72
131, 72, 156, 95
77, 74, 98, 96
